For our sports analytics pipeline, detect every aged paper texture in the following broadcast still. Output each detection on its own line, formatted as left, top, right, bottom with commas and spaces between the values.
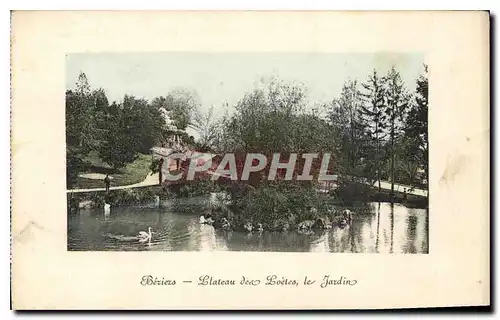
11, 11, 489, 309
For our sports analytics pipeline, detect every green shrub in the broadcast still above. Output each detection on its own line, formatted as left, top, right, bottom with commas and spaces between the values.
173, 180, 224, 198
68, 186, 163, 210
234, 181, 330, 227
335, 180, 372, 203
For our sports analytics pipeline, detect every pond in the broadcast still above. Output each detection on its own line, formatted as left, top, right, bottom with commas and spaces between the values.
68, 196, 428, 253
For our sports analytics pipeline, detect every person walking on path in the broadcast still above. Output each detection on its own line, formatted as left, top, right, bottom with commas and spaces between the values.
104, 174, 111, 193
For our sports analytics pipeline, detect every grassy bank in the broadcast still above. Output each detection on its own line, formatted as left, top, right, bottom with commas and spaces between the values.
67, 186, 165, 214
74, 151, 152, 189
169, 179, 225, 198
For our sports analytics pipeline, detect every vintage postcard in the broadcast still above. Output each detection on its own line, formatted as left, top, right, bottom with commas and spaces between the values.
11, 11, 489, 309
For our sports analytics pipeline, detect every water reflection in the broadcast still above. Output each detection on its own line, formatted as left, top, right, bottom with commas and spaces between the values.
309, 232, 330, 252
68, 199, 428, 253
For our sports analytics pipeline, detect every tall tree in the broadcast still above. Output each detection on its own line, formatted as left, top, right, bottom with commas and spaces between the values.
384, 67, 410, 199
97, 101, 138, 170
328, 80, 365, 177
191, 105, 219, 150
360, 70, 388, 192
222, 78, 309, 154
165, 88, 200, 130
76, 72, 91, 96
123, 95, 164, 153
67, 72, 97, 152
65, 72, 100, 187
91, 87, 110, 149
405, 65, 429, 186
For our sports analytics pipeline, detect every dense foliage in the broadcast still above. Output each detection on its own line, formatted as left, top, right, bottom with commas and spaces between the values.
66, 72, 199, 188
67, 66, 428, 207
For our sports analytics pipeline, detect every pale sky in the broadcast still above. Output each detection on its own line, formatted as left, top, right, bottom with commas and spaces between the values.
66, 52, 425, 120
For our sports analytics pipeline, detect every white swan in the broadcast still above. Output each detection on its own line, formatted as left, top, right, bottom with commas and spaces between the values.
200, 215, 214, 225
104, 203, 111, 216
244, 222, 253, 233
341, 209, 354, 224
221, 217, 231, 230
256, 223, 264, 232
138, 227, 153, 243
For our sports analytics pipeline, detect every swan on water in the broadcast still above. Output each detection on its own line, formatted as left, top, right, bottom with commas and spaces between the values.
341, 209, 354, 224
200, 215, 215, 225
104, 203, 111, 215
138, 227, 153, 243
243, 222, 253, 233
338, 218, 349, 229
256, 223, 264, 232
221, 217, 231, 230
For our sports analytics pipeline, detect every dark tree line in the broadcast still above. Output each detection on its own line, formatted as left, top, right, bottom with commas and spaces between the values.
327, 66, 428, 193
210, 67, 428, 198
66, 66, 428, 198
66, 72, 198, 188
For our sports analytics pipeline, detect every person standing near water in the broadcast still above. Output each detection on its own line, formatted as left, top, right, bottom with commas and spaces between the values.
104, 174, 110, 193
158, 158, 164, 185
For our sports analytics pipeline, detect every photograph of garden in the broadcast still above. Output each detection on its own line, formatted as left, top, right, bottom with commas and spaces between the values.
66, 53, 428, 253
